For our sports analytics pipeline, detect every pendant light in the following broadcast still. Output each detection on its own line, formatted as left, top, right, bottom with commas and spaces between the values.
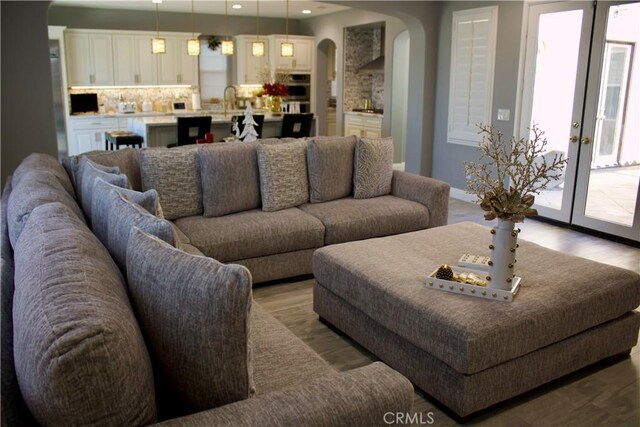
221, 0, 234, 55
151, 1, 166, 54
281, 0, 294, 57
252, 0, 265, 57
187, 0, 200, 55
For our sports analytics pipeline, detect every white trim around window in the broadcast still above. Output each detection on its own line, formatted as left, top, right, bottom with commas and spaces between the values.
447, 6, 498, 146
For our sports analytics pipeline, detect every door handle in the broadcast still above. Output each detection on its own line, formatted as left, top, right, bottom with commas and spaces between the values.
581, 137, 591, 145
569, 135, 578, 143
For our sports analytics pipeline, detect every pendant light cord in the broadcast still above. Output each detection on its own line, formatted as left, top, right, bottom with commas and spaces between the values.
191, 0, 195, 38
225, 0, 229, 40
155, 3, 160, 38
285, 0, 289, 42
256, 0, 260, 41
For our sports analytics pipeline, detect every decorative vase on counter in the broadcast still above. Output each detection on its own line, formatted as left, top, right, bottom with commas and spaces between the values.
487, 219, 520, 290
269, 96, 282, 114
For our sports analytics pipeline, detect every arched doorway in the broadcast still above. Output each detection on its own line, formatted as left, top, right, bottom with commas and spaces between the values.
316, 38, 338, 136
391, 30, 410, 168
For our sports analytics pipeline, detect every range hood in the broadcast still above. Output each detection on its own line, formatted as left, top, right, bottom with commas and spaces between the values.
357, 56, 385, 74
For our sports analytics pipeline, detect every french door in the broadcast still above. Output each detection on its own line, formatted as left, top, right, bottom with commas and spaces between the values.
520, 1, 640, 242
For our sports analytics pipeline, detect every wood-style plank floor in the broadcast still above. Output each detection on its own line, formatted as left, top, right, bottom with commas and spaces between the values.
253, 199, 640, 426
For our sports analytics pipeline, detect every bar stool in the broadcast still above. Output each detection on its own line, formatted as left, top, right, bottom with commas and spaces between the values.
105, 130, 144, 151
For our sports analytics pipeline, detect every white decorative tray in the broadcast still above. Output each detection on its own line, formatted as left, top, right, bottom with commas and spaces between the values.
426, 267, 521, 302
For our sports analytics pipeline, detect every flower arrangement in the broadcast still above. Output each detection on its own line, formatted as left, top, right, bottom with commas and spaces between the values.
464, 124, 567, 223
261, 82, 289, 97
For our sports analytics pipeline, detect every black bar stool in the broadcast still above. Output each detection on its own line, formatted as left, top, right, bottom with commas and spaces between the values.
105, 130, 144, 151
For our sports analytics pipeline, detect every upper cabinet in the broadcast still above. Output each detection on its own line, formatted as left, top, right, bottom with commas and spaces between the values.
65, 31, 114, 86
233, 34, 315, 84
269, 36, 314, 73
234, 35, 271, 85
112, 34, 159, 85
65, 29, 198, 87
158, 36, 199, 85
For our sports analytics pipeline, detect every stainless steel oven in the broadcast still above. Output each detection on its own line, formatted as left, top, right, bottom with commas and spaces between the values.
287, 74, 311, 112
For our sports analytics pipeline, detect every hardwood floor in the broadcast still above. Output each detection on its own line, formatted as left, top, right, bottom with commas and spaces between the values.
253, 198, 640, 426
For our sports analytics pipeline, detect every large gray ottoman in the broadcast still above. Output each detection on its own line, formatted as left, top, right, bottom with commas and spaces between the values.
313, 221, 640, 417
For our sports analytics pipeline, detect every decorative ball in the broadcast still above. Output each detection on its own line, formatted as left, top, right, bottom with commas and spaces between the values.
436, 264, 454, 281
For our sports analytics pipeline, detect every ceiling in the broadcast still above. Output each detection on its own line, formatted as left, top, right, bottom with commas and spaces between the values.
52, 0, 351, 19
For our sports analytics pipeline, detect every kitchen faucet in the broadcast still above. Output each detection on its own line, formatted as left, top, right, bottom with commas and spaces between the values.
223, 85, 237, 117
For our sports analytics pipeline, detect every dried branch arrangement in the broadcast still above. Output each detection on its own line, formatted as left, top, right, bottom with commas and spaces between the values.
464, 124, 568, 223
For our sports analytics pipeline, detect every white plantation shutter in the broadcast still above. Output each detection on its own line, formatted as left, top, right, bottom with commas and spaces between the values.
448, 6, 498, 146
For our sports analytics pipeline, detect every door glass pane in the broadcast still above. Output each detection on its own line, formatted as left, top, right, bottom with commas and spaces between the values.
529, 10, 583, 211
584, 3, 640, 227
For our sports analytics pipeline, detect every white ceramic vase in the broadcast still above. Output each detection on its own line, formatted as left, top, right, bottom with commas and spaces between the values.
488, 219, 519, 290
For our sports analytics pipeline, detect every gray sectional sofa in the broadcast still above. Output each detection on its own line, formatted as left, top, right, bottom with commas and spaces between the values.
1, 136, 450, 425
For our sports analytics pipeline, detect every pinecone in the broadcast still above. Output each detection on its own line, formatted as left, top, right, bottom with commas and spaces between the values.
436, 264, 454, 281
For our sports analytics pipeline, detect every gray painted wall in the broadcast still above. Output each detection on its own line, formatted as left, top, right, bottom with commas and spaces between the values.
1, 1, 57, 188
432, 1, 524, 190
299, 9, 407, 156
48, 5, 298, 36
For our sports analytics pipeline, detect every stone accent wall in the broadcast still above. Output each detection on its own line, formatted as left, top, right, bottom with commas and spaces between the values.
69, 87, 194, 113
344, 26, 385, 112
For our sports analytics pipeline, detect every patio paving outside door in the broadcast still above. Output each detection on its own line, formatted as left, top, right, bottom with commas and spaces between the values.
520, 1, 640, 242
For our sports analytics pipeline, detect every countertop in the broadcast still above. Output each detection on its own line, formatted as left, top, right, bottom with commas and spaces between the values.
344, 111, 384, 118
68, 109, 264, 119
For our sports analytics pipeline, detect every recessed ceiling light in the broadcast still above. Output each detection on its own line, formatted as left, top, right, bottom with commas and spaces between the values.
302, 9, 311, 14
151, 0, 162, 4
232, 4, 242, 9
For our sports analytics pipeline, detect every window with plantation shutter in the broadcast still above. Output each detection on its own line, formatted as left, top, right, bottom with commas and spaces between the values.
447, 6, 498, 146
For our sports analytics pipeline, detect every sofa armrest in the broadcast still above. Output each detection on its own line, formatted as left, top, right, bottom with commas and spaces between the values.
391, 170, 450, 228
153, 362, 413, 427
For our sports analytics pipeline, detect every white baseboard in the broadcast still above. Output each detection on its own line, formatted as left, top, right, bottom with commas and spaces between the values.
393, 162, 405, 171
450, 187, 476, 203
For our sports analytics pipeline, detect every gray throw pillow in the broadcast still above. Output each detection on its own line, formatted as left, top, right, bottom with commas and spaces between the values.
12, 203, 156, 426
307, 136, 357, 203
91, 177, 163, 245
78, 156, 128, 222
106, 190, 175, 272
12, 153, 76, 199
138, 147, 203, 220
7, 169, 86, 247
127, 227, 254, 418
256, 140, 309, 212
353, 137, 394, 199
199, 143, 261, 217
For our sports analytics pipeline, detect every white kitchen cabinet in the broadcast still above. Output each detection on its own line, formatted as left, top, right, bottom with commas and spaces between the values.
112, 34, 159, 85
344, 113, 382, 138
67, 117, 119, 156
233, 35, 270, 85
65, 31, 114, 86
158, 36, 199, 85
269, 36, 314, 73
327, 110, 337, 136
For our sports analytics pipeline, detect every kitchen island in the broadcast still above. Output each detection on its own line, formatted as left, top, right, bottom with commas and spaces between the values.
129, 112, 315, 147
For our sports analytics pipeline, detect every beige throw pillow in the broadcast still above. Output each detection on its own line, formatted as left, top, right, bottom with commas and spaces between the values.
256, 140, 309, 212
353, 137, 394, 199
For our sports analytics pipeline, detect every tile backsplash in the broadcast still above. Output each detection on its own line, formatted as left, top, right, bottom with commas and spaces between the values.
344, 26, 385, 112
69, 87, 195, 113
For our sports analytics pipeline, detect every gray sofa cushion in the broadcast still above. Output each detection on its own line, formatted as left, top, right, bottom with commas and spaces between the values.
353, 137, 393, 199
79, 156, 128, 223
174, 208, 325, 263
7, 169, 86, 247
199, 143, 261, 217
12, 202, 156, 426
256, 140, 309, 212
76, 156, 119, 203
1, 178, 35, 426
298, 195, 430, 244
307, 136, 357, 203
139, 147, 203, 220
64, 148, 143, 192
127, 228, 254, 418
91, 177, 162, 245
106, 190, 175, 272
12, 153, 76, 199
251, 303, 335, 394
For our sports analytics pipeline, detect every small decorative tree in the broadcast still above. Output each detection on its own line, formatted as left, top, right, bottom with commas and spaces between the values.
239, 104, 258, 142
